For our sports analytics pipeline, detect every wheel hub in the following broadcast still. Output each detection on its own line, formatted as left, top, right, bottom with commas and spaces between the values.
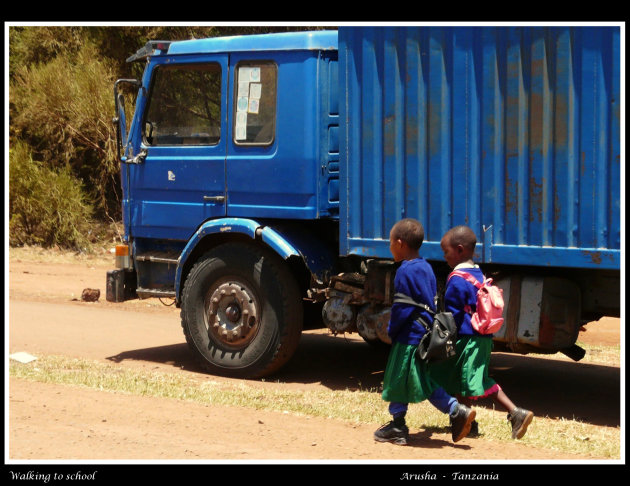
206, 282, 259, 348
225, 303, 241, 322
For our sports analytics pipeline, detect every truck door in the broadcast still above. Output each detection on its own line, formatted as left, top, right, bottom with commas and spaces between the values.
128, 55, 228, 241
225, 53, 319, 220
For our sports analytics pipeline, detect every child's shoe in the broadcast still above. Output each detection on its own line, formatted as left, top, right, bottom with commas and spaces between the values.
449, 404, 476, 442
468, 420, 480, 437
507, 407, 534, 439
374, 420, 409, 445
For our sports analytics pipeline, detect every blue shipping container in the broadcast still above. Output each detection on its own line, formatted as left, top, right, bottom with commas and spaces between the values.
338, 26, 621, 270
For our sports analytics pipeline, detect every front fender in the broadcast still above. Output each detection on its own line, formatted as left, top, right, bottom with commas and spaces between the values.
175, 218, 318, 301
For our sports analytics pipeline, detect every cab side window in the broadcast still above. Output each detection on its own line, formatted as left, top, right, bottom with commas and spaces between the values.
144, 63, 221, 146
233, 62, 277, 145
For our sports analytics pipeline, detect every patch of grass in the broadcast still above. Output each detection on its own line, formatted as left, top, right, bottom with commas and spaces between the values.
512, 343, 621, 367
404, 406, 620, 460
8, 242, 115, 265
9, 354, 620, 459
575, 342, 621, 367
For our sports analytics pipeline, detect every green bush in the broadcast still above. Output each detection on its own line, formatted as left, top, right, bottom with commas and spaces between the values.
10, 42, 120, 218
9, 141, 94, 250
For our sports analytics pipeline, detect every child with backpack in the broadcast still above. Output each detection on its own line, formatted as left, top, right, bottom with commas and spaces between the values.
374, 219, 476, 446
433, 225, 533, 439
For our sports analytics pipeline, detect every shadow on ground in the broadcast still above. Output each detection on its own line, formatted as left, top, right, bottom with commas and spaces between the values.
107, 330, 620, 428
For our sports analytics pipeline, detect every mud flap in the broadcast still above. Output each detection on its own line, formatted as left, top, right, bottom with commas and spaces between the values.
106, 269, 137, 302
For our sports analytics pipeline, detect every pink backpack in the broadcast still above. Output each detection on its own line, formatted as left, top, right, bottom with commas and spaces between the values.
447, 270, 505, 334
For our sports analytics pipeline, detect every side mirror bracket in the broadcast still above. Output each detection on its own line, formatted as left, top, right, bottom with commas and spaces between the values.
113, 79, 142, 161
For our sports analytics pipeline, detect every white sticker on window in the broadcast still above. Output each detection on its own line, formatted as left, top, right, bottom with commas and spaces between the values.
235, 124, 247, 140
238, 82, 249, 97
249, 82, 262, 99
237, 97, 249, 112
248, 99, 259, 114
239, 67, 251, 82
236, 111, 248, 125
250, 67, 261, 82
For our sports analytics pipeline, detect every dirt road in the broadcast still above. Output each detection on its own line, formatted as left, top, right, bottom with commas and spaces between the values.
6, 251, 622, 468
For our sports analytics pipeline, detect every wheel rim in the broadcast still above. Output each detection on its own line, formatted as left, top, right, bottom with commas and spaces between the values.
204, 280, 260, 349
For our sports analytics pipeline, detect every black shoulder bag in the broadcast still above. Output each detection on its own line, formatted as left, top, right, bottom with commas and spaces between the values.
393, 293, 458, 363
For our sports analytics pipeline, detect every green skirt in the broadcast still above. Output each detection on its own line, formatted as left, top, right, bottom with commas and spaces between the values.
381, 342, 441, 403
430, 335, 499, 399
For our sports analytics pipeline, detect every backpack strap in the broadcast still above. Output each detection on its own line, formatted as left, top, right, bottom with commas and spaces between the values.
393, 293, 435, 315
392, 292, 436, 332
447, 270, 482, 289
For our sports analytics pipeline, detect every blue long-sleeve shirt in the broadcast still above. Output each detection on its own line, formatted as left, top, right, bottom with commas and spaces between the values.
388, 258, 437, 345
443, 264, 487, 336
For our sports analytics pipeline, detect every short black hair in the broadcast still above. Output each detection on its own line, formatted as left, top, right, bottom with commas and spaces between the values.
391, 218, 425, 250
443, 225, 476, 251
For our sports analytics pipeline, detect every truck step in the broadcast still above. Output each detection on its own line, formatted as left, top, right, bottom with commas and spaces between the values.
136, 287, 176, 299
135, 250, 179, 264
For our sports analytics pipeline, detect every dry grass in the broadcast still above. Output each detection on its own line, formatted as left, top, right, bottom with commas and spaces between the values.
522, 343, 621, 367
7, 219, 124, 264
575, 342, 621, 367
8, 241, 115, 266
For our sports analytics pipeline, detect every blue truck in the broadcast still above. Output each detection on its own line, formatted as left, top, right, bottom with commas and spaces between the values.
108, 26, 621, 378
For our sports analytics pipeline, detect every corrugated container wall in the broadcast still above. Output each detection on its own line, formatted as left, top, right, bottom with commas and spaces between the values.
338, 26, 621, 270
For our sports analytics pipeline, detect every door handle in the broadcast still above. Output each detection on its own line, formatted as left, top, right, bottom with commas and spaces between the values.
203, 195, 226, 203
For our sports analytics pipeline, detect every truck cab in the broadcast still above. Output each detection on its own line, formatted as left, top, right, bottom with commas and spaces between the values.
119, 32, 339, 242
110, 31, 341, 377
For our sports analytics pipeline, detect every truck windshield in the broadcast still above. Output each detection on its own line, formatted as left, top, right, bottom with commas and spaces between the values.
144, 63, 222, 146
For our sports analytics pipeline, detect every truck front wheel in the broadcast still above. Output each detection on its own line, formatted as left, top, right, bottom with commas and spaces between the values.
180, 242, 303, 378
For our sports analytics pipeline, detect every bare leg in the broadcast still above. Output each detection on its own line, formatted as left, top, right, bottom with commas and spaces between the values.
490, 389, 516, 413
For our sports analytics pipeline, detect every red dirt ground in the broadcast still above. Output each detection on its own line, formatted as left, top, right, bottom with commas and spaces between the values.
7, 255, 621, 470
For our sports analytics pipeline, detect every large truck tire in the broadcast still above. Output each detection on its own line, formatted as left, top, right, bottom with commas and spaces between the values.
180, 242, 303, 378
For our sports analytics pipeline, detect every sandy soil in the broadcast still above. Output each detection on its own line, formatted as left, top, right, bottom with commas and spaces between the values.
6, 253, 622, 469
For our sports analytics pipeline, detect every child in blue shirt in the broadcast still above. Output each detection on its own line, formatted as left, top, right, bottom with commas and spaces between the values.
434, 225, 533, 439
374, 219, 476, 445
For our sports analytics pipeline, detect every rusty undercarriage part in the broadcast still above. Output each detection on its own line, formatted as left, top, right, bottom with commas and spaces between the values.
357, 304, 392, 344
321, 269, 394, 344
321, 273, 365, 334
322, 290, 356, 333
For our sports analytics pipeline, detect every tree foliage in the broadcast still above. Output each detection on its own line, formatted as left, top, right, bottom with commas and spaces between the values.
11, 43, 119, 216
